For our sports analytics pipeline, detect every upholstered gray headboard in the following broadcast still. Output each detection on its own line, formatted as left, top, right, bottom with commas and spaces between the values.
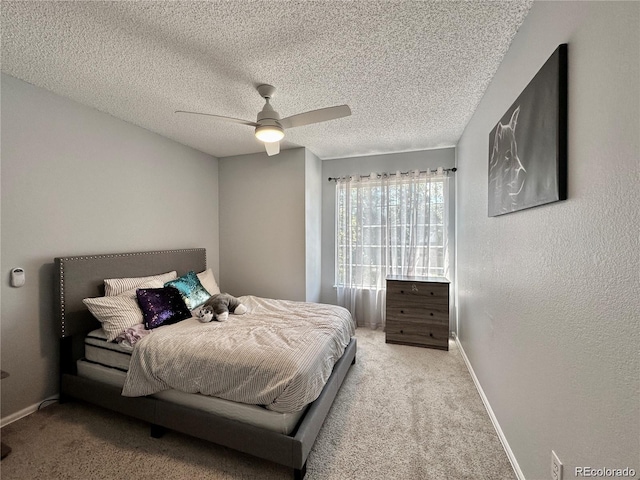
54, 248, 207, 339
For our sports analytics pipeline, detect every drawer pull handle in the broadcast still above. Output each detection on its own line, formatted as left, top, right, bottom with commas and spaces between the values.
429, 332, 434, 337
430, 312, 434, 316
400, 329, 404, 334
400, 290, 404, 294
400, 310, 404, 314
430, 291, 434, 295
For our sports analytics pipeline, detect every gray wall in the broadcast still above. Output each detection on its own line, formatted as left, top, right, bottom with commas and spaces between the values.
218, 148, 308, 301
305, 149, 323, 302
0, 74, 220, 420
320, 149, 456, 317
455, 2, 639, 479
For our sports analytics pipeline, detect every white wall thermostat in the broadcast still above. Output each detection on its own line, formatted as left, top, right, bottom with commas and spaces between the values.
11, 268, 25, 287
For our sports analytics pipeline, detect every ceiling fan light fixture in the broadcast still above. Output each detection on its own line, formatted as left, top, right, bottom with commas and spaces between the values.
255, 125, 284, 143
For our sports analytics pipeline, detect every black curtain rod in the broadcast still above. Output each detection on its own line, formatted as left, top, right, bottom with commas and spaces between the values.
328, 167, 457, 182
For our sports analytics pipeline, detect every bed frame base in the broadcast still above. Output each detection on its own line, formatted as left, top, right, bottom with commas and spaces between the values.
149, 418, 307, 478
55, 249, 357, 479
61, 338, 356, 478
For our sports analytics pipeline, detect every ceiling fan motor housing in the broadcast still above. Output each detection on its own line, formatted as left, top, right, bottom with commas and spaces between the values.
255, 97, 284, 142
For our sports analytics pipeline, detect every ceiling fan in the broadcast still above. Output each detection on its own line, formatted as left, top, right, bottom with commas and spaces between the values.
176, 84, 351, 156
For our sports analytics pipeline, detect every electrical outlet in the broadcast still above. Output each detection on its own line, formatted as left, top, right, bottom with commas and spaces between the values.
551, 450, 563, 480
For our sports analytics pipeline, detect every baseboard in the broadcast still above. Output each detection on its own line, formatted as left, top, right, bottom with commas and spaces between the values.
454, 334, 525, 480
1, 394, 59, 428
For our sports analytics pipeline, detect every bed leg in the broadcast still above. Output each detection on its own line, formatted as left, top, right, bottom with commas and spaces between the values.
293, 462, 307, 480
150, 424, 167, 438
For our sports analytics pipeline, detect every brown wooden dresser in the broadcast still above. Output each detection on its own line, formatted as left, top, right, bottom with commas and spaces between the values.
385, 276, 450, 350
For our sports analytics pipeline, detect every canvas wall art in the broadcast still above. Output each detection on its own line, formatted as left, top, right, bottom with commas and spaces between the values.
488, 44, 568, 217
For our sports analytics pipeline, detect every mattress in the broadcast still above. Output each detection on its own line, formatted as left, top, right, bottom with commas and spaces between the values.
123, 295, 355, 413
79, 329, 305, 434
84, 330, 132, 370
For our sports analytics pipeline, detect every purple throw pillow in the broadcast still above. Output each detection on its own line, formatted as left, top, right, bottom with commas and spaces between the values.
136, 286, 191, 330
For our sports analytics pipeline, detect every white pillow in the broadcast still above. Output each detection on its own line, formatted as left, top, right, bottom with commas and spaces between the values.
84, 278, 165, 341
104, 271, 177, 296
83, 296, 143, 342
197, 268, 220, 295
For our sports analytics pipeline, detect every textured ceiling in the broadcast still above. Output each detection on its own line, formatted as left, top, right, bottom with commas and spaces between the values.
1, 1, 532, 160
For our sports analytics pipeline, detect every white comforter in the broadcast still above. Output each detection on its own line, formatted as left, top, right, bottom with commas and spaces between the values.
122, 296, 355, 413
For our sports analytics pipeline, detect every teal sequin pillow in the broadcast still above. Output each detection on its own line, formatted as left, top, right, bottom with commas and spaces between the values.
164, 271, 211, 310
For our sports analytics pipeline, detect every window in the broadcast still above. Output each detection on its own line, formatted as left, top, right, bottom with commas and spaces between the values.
335, 172, 449, 290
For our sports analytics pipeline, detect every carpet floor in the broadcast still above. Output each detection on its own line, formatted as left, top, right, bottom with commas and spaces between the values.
0, 328, 515, 479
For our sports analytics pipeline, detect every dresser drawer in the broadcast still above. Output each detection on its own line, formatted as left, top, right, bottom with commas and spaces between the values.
385, 321, 449, 350
386, 280, 448, 304
386, 303, 449, 326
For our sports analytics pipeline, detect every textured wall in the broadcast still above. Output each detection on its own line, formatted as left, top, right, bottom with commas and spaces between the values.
218, 149, 307, 301
305, 149, 323, 302
1, 74, 219, 420
456, 2, 639, 479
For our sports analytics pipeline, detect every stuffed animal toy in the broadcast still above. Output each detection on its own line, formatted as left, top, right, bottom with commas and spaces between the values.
196, 293, 247, 323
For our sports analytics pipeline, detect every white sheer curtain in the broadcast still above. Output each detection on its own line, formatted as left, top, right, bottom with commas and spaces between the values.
335, 170, 450, 329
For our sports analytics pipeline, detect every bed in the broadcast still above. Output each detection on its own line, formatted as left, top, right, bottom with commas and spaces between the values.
55, 248, 357, 479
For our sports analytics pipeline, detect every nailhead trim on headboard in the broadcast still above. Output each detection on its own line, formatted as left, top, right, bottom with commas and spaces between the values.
57, 248, 207, 338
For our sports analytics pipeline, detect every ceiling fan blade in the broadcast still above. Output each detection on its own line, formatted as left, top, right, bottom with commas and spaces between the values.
175, 110, 258, 127
280, 105, 351, 129
264, 141, 280, 156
